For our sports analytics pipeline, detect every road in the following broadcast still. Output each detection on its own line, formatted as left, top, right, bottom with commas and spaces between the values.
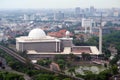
0, 45, 84, 80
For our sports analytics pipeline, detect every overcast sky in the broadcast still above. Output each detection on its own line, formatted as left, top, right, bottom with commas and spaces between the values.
0, 0, 120, 9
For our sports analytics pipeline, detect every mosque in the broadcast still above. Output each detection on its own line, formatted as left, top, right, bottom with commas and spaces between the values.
16, 28, 100, 60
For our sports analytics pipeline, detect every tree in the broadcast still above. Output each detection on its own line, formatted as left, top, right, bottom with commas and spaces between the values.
68, 53, 77, 61
116, 45, 120, 54
56, 59, 66, 69
83, 71, 97, 80
54, 54, 67, 60
34, 74, 53, 80
68, 67, 75, 76
63, 78, 72, 80
37, 59, 52, 67
0, 71, 24, 80
73, 39, 89, 46
110, 65, 118, 75
103, 49, 111, 60
7, 38, 16, 45
86, 36, 99, 46
81, 53, 91, 61
98, 69, 112, 80
110, 54, 120, 65
53, 77, 61, 80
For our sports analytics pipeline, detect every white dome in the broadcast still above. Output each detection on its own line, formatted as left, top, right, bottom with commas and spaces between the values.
66, 31, 70, 36
28, 28, 46, 39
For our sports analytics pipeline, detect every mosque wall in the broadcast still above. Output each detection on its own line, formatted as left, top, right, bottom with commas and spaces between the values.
18, 42, 60, 52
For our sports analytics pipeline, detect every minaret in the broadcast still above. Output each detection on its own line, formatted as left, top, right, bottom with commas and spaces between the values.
99, 13, 102, 54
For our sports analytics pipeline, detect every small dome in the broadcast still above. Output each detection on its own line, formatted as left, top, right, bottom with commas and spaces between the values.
66, 31, 70, 36
28, 28, 46, 39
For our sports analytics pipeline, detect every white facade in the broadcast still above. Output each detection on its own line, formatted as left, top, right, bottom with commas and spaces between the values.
0, 32, 8, 41
23, 14, 35, 21
82, 18, 93, 33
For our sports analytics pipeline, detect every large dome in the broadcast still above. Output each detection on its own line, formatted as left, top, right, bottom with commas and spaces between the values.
28, 28, 46, 39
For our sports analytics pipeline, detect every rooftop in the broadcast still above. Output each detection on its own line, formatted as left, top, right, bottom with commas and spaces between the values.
27, 46, 100, 55
16, 36, 60, 42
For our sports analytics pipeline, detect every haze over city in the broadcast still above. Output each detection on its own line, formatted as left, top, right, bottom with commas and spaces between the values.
0, 0, 120, 9
0, 0, 120, 80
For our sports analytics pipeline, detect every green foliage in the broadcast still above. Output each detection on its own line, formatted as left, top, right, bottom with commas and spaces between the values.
56, 59, 66, 69
116, 45, 120, 54
98, 69, 112, 80
68, 67, 75, 76
54, 54, 71, 69
26, 69, 55, 78
33, 73, 72, 80
86, 36, 99, 46
54, 54, 67, 60
73, 31, 120, 61
76, 31, 120, 54
0, 49, 34, 73
18, 50, 28, 58
68, 53, 78, 61
103, 31, 120, 46
53, 77, 61, 80
0, 71, 24, 80
37, 59, 52, 67
76, 65, 118, 80
76, 69, 111, 80
109, 65, 118, 75
63, 78, 72, 80
73, 39, 89, 46
110, 54, 120, 65
0, 49, 72, 80
7, 38, 16, 45
81, 53, 91, 61
103, 49, 111, 60
84, 71, 97, 80
34, 74, 54, 80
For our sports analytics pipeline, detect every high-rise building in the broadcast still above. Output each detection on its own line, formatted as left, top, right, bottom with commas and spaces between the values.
113, 10, 119, 17
54, 11, 64, 20
75, 7, 81, 17
23, 14, 29, 21
82, 18, 94, 33
23, 14, 35, 21
90, 6, 95, 12
90, 6, 95, 16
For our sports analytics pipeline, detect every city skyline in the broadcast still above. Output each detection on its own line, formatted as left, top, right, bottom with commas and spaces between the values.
0, 0, 120, 9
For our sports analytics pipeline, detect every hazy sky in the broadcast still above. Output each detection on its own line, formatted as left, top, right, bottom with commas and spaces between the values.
0, 0, 120, 9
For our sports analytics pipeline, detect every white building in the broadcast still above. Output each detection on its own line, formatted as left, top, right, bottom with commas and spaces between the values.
23, 14, 35, 21
113, 10, 119, 17
0, 31, 8, 41
16, 28, 100, 60
82, 18, 94, 33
